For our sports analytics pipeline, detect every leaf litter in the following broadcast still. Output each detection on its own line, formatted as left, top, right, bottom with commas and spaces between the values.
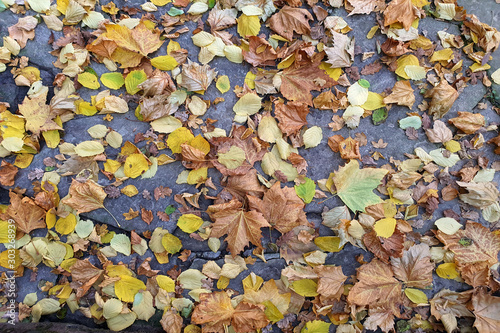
0, 0, 500, 332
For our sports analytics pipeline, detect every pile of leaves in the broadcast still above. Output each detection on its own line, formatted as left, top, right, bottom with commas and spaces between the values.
0, 0, 500, 332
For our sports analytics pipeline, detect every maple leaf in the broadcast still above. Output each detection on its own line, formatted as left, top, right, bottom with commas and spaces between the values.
456, 181, 499, 209
243, 279, 291, 315
18, 91, 62, 137
425, 120, 453, 143
324, 32, 355, 68
280, 55, 335, 106
191, 291, 234, 332
208, 200, 270, 256
247, 182, 309, 234
424, 79, 459, 119
180, 59, 217, 92
348, 259, 402, 306
70, 259, 103, 298
105, 21, 163, 57
363, 229, 405, 263
7, 191, 46, 234
391, 243, 434, 289
436, 222, 500, 268
383, 80, 415, 108
232, 302, 269, 333
225, 169, 266, 201
471, 288, 500, 333
274, 100, 309, 136
383, 0, 418, 31
242, 36, 277, 67
268, 6, 313, 41
430, 289, 474, 325
333, 160, 388, 213
123, 208, 139, 220
62, 179, 107, 215
0, 161, 18, 186
8, 16, 37, 48
313, 265, 347, 299
363, 303, 398, 333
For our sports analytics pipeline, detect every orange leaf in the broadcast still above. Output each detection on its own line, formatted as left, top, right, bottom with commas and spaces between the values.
61, 179, 107, 215
7, 191, 46, 234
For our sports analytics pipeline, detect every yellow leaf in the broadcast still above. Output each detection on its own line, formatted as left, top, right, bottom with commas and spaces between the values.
151, 55, 179, 71
124, 153, 150, 178
216, 75, 230, 94
46, 210, 56, 229
237, 14, 261, 38
124, 70, 147, 95
395, 54, 420, 79
0, 249, 20, 270
445, 140, 461, 153
217, 276, 230, 289
430, 48, 454, 62
404, 288, 428, 304
151, 0, 171, 6
177, 214, 204, 233
263, 300, 284, 322
367, 26, 379, 39
361, 92, 385, 111
190, 135, 210, 155
233, 93, 262, 116
167, 127, 194, 154
74, 141, 104, 157
78, 72, 100, 90
14, 154, 34, 168
244, 71, 256, 89
162, 233, 182, 254
291, 279, 318, 297
115, 275, 146, 303
187, 167, 208, 185
319, 62, 343, 81
55, 213, 77, 235
77, 101, 98, 116
373, 217, 397, 238
156, 275, 175, 292
42, 130, 60, 148
314, 236, 344, 252
100, 73, 125, 90
217, 146, 246, 169
103, 159, 122, 174
436, 263, 460, 279
121, 185, 139, 197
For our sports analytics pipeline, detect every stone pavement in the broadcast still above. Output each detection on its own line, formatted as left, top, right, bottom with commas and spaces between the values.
0, 0, 500, 331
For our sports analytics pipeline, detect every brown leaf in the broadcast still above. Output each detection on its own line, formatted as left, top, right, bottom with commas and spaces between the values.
61, 179, 107, 214
430, 289, 473, 326
425, 120, 453, 143
391, 243, 434, 289
242, 36, 277, 67
7, 191, 46, 234
141, 208, 153, 225
274, 100, 309, 136
208, 200, 271, 256
225, 169, 266, 201
18, 91, 62, 137
191, 291, 235, 332
232, 302, 269, 332
157, 211, 170, 222
280, 54, 335, 105
363, 303, 397, 332
70, 259, 103, 298
448, 112, 485, 134
160, 309, 183, 333
8, 16, 37, 48
247, 182, 309, 234
383, 80, 415, 108
471, 288, 500, 332
339, 137, 361, 160
154, 186, 172, 200
0, 161, 18, 186
347, 0, 384, 15
436, 222, 500, 268
347, 259, 402, 306
324, 32, 355, 68
424, 80, 459, 119
139, 95, 177, 122
456, 181, 499, 209
383, 0, 418, 31
313, 265, 347, 299
361, 61, 383, 75
123, 208, 139, 220
313, 90, 341, 111
363, 229, 405, 263
268, 6, 313, 41
180, 59, 217, 92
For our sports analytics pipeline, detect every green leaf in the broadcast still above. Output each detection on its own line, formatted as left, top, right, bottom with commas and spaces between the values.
165, 205, 176, 215
333, 160, 388, 213
100, 72, 125, 90
168, 7, 184, 16
358, 79, 370, 88
372, 108, 388, 125
124, 70, 147, 95
404, 288, 428, 304
295, 177, 315, 204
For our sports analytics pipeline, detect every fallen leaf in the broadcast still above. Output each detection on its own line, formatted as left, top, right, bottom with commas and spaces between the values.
268, 6, 313, 41
7, 191, 46, 234
61, 179, 107, 214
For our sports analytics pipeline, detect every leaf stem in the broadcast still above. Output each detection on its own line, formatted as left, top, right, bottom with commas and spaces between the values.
317, 194, 338, 205
104, 206, 121, 228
